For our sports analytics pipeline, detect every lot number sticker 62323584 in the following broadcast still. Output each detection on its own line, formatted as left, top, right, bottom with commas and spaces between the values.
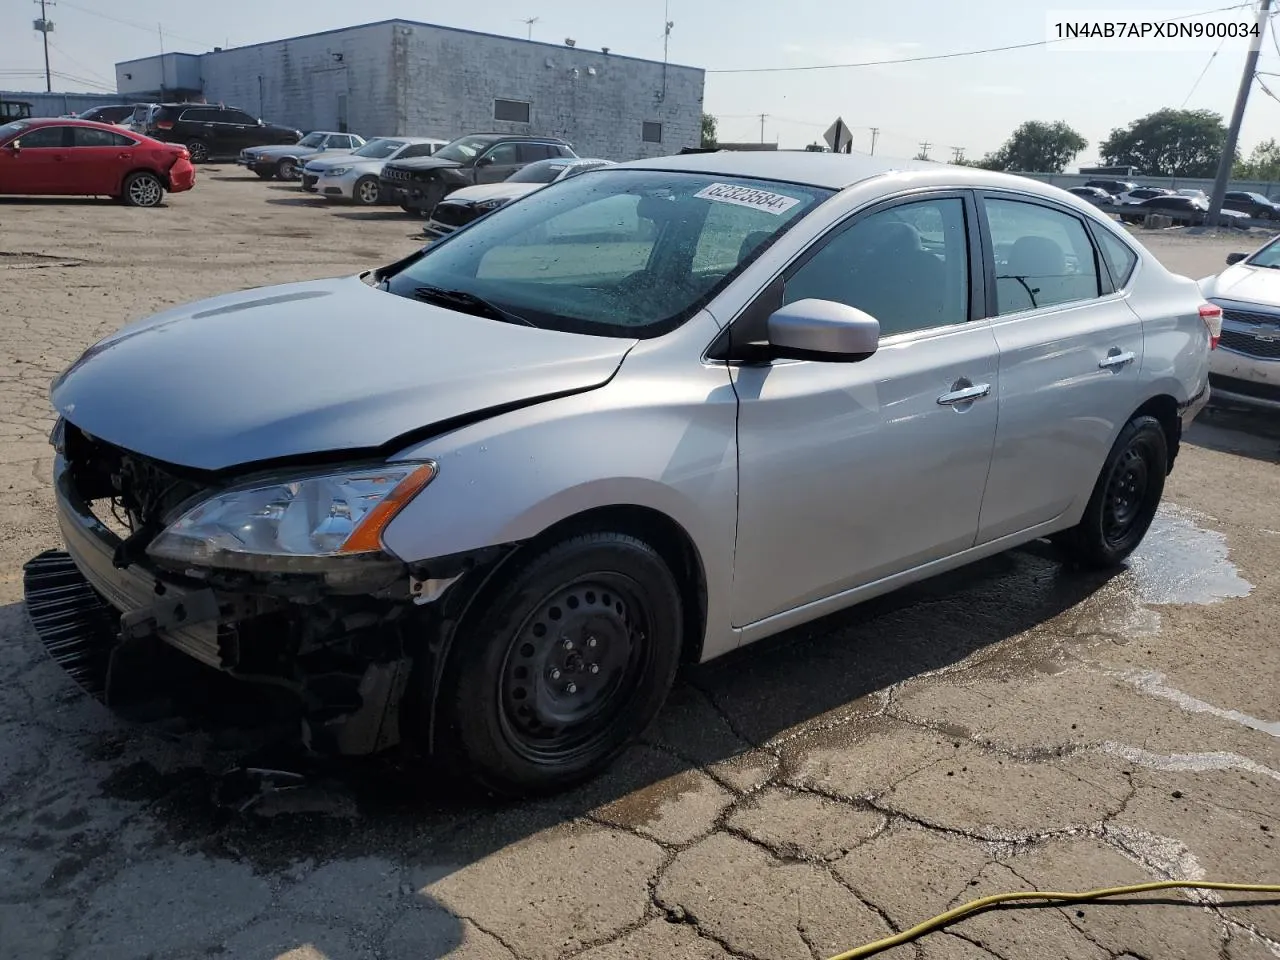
693, 182, 801, 215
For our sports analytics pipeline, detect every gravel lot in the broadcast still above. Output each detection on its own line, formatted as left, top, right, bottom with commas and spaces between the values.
1, 172, 1278, 960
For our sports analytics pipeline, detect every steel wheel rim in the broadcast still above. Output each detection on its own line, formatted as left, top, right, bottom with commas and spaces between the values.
129, 176, 162, 206
357, 180, 379, 204
1102, 443, 1152, 546
279, 160, 296, 179
497, 574, 653, 765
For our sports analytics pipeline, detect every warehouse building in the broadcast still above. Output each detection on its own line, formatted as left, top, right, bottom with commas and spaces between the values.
114, 20, 705, 161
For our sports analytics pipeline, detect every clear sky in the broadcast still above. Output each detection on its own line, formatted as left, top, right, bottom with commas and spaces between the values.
4, 0, 1280, 166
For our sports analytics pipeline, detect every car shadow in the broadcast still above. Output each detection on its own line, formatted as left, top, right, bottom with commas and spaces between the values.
0, 197, 118, 206
1186, 402, 1280, 464
330, 209, 415, 221
264, 196, 329, 207
0, 537, 1118, 955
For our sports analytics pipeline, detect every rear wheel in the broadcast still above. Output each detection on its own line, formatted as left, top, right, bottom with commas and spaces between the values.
121, 171, 164, 208
254, 169, 274, 180
276, 158, 299, 181
186, 139, 209, 164
353, 175, 381, 205
430, 532, 683, 798
1053, 415, 1167, 569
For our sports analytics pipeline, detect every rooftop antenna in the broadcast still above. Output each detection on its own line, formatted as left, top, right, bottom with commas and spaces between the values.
520, 16, 539, 40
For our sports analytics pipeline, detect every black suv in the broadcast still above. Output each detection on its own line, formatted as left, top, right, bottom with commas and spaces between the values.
380, 133, 577, 215
1223, 191, 1280, 220
144, 103, 301, 163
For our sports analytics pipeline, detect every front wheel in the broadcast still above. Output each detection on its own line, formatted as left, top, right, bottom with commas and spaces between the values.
353, 175, 381, 205
276, 158, 299, 180
121, 171, 165, 208
254, 168, 274, 180
186, 139, 209, 164
430, 532, 683, 798
1053, 414, 1167, 569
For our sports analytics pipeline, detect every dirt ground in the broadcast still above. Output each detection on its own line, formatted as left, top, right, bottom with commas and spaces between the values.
1, 172, 1279, 960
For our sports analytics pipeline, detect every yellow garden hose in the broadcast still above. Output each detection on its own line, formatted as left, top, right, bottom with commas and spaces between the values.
826, 880, 1280, 959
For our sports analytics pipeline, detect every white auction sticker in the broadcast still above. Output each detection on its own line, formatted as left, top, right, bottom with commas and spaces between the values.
693, 182, 801, 215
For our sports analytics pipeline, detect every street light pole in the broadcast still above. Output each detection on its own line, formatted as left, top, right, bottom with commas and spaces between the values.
1207, 0, 1273, 227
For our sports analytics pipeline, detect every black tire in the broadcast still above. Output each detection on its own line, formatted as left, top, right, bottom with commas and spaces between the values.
276, 158, 299, 181
353, 175, 381, 205
121, 171, 165, 208
399, 202, 416, 214
254, 169, 274, 180
1054, 415, 1167, 569
186, 139, 209, 164
431, 532, 683, 798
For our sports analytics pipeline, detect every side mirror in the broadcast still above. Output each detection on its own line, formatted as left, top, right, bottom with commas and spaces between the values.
6, 140, 19, 154
476, 155, 495, 167
766, 299, 880, 362
1226, 252, 1248, 265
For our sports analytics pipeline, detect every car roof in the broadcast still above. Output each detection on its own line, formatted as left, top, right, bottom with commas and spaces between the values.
611, 149, 1083, 196
16, 117, 139, 131
395, 136, 449, 144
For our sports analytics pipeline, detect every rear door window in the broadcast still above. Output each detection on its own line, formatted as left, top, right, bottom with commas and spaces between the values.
983, 197, 1102, 314
72, 127, 135, 147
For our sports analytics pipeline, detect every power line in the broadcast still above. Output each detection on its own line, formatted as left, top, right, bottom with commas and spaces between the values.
54, 0, 217, 50
1183, 35, 1228, 106
45, 38, 116, 88
707, 0, 1253, 74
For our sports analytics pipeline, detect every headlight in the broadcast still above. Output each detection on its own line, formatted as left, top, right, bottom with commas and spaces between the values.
146, 462, 436, 573
326, 166, 351, 176
474, 198, 506, 211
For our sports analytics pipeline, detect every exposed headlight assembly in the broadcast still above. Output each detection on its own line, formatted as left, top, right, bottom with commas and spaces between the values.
146, 462, 436, 574
474, 198, 506, 211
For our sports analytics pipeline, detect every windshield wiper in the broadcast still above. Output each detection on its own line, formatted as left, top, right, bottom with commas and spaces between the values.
413, 286, 537, 327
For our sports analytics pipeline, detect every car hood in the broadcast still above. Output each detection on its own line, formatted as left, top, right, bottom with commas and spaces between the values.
441, 182, 541, 205
388, 156, 461, 172
307, 154, 380, 173
1203, 262, 1280, 307
51, 276, 635, 472
249, 144, 321, 159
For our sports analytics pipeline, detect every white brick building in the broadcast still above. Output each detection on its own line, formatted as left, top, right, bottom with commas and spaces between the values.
114, 20, 705, 161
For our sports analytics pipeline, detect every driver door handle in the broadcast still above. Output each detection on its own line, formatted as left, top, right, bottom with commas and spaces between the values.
1099, 350, 1136, 370
937, 383, 991, 405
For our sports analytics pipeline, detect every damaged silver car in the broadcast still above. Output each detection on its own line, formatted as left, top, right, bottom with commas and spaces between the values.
25, 152, 1215, 797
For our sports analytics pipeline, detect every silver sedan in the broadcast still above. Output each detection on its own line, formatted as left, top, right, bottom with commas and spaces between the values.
30, 152, 1216, 797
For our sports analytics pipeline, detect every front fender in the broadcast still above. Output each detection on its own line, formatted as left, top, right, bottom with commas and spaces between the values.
380, 328, 740, 660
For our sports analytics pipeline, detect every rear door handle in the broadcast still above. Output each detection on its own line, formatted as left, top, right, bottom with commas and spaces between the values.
937, 383, 992, 405
1099, 350, 1136, 370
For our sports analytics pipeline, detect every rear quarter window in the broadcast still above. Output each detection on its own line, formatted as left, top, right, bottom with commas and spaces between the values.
1095, 228, 1139, 287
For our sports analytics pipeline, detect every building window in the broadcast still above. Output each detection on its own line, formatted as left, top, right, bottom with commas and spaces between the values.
642, 121, 663, 144
494, 98, 531, 123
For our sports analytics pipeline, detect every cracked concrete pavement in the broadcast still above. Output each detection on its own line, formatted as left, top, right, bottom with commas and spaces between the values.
1, 177, 1278, 960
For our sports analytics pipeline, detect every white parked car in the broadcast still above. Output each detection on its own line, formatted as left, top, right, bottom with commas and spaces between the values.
1199, 235, 1280, 410
424, 157, 614, 238
303, 136, 449, 204
1116, 187, 1175, 205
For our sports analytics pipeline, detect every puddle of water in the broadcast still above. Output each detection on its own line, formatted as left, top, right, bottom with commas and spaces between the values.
1122, 504, 1253, 607
1121, 670, 1280, 738
1100, 742, 1280, 782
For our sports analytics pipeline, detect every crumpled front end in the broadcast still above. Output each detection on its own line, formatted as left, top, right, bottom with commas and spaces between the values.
23, 420, 429, 756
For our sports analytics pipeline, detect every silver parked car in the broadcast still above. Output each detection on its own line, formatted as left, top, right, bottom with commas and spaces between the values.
302, 136, 448, 204
1199, 235, 1280, 410
26, 152, 1216, 797
238, 131, 366, 181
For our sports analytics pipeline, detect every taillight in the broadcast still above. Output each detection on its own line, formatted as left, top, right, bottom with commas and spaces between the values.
176, 148, 189, 159
156, 120, 174, 130
1199, 303, 1222, 350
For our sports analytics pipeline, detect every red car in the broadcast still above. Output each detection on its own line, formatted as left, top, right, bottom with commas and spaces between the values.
0, 117, 195, 207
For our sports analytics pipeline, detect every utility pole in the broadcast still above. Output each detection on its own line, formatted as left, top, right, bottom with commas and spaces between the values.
759, 113, 768, 143
917, 141, 931, 160
951, 146, 966, 163
1207, 0, 1272, 227
869, 127, 879, 155
521, 16, 539, 40
33, 0, 55, 93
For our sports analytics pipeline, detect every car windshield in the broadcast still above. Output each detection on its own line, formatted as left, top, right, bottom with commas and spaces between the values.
434, 136, 497, 163
1246, 237, 1280, 267
297, 132, 327, 148
0, 120, 29, 141
353, 138, 404, 159
382, 169, 832, 338
507, 159, 570, 184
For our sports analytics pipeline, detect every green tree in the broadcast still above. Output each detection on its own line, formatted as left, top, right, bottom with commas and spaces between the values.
977, 120, 1088, 173
700, 113, 718, 148
1099, 108, 1229, 177
1235, 138, 1280, 180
